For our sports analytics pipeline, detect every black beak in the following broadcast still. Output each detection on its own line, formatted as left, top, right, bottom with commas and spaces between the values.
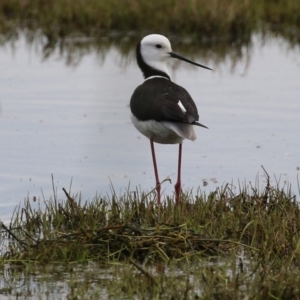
169, 52, 212, 71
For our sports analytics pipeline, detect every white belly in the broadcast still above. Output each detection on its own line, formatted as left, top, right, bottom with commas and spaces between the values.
131, 115, 197, 144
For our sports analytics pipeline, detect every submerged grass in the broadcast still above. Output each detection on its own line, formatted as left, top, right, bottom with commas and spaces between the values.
1, 174, 300, 298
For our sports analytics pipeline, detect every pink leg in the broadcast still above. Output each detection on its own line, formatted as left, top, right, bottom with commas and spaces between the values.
174, 143, 182, 205
150, 138, 161, 204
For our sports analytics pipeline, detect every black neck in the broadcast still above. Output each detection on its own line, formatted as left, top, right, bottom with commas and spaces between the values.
136, 42, 170, 80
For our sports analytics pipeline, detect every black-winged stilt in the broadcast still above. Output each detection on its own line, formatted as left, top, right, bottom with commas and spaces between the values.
130, 34, 211, 205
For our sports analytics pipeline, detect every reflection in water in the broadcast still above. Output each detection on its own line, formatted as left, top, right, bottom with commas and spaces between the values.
1, 29, 299, 72
0, 33, 299, 221
0, 263, 111, 299
2, 30, 255, 70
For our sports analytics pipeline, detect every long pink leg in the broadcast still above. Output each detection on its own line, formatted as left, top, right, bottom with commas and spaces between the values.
150, 138, 161, 204
174, 143, 182, 205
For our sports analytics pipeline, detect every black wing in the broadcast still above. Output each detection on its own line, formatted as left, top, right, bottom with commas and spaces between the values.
130, 77, 203, 126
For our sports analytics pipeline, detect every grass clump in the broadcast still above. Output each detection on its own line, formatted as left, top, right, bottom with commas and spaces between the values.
1, 176, 300, 299
1, 187, 232, 264
0, 178, 299, 265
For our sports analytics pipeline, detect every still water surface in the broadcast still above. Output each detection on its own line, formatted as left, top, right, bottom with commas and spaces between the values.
0, 36, 299, 220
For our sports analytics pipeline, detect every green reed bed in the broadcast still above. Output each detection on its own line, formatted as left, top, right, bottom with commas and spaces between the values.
0, 179, 299, 265
1, 0, 300, 45
0, 175, 300, 298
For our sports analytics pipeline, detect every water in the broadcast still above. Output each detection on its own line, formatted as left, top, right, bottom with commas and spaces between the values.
1, 35, 300, 221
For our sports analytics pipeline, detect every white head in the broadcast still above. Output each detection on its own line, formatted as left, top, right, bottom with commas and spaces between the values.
137, 34, 212, 79
140, 34, 173, 77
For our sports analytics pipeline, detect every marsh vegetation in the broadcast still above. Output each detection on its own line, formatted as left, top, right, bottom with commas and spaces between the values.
1, 0, 300, 41
1, 0, 300, 66
1, 1, 300, 298
1, 174, 300, 299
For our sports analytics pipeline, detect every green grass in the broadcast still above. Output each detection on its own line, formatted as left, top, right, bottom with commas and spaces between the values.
1, 175, 300, 299
1, 3, 300, 297
1, 0, 300, 46
2, 182, 298, 264
1, 0, 299, 70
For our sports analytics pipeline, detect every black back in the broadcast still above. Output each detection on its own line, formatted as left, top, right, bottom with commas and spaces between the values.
130, 77, 202, 126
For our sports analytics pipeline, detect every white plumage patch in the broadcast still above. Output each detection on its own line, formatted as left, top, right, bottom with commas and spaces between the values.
140, 35, 173, 78
144, 75, 167, 82
131, 115, 197, 144
178, 100, 187, 113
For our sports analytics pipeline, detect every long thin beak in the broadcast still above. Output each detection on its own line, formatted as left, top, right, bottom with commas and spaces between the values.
169, 52, 212, 71
197, 122, 208, 129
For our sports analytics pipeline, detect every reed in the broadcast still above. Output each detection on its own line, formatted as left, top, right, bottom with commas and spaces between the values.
1, 0, 300, 45
0, 177, 299, 298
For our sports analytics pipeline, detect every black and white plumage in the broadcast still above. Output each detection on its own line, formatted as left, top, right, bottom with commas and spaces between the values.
130, 34, 211, 205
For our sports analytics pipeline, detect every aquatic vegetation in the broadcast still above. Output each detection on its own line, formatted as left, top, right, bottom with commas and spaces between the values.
1, 0, 300, 46
1, 175, 300, 298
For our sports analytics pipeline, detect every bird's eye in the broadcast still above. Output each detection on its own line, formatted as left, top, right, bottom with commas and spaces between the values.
155, 44, 162, 49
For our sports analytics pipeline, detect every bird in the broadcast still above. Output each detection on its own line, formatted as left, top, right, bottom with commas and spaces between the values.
130, 34, 211, 205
